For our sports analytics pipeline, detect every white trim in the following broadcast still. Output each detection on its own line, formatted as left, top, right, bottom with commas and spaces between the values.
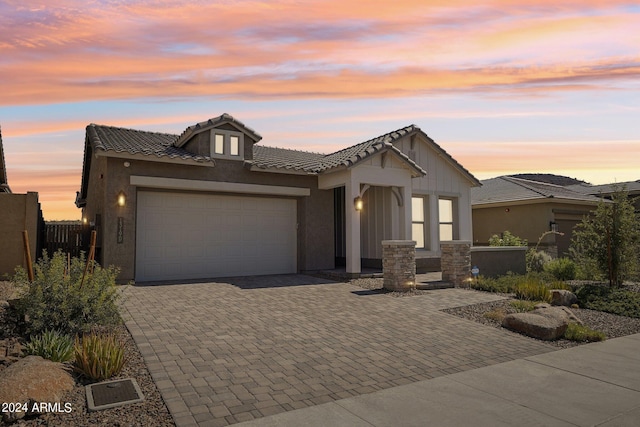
130, 175, 311, 197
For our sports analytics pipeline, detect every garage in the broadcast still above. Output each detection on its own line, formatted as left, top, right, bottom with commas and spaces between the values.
135, 191, 297, 282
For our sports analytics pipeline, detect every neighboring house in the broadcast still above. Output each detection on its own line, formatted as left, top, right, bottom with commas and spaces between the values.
76, 114, 480, 283
471, 176, 604, 257
0, 127, 44, 277
567, 180, 640, 214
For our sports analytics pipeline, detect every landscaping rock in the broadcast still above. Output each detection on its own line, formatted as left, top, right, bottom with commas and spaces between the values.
501, 306, 578, 341
502, 312, 568, 340
551, 289, 578, 307
0, 355, 75, 423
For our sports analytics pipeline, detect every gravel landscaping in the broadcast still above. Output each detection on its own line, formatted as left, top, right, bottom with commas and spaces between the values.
352, 277, 640, 349
0, 280, 174, 427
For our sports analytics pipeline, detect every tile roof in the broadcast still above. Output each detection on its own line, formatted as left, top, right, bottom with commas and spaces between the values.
250, 125, 426, 175
567, 180, 640, 195
175, 113, 262, 147
87, 124, 212, 163
472, 176, 603, 206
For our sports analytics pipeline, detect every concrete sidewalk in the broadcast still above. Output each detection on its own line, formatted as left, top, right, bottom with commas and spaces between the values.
236, 333, 640, 426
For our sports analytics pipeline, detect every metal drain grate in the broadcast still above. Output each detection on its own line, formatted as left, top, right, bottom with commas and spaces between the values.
86, 378, 145, 411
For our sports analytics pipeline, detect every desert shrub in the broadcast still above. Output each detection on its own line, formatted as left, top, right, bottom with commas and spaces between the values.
13, 251, 121, 336
489, 231, 528, 247
514, 279, 551, 302
483, 308, 507, 321
509, 300, 538, 312
575, 285, 640, 318
75, 332, 126, 381
570, 187, 640, 286
544, 258, 577, 281
23, 329, 74, 362
470, 273, 526, 294
563, 323, 606, 342
526, 249, 552, 273
548, 280, 571, 290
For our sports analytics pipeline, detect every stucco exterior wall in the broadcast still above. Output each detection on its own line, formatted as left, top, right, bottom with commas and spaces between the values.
94, 156, 333, 282
0, 192, 40, 277
472, 202, 595, 256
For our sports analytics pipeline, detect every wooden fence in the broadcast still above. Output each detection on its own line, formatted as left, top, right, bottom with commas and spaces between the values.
44, 223, 90, 258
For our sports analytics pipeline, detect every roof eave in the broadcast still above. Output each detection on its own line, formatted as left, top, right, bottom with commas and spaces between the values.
94, 150, 216, 167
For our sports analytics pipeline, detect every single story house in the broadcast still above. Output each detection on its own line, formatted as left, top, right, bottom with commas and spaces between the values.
76, 114, 480, 283
471, 176, 604, 257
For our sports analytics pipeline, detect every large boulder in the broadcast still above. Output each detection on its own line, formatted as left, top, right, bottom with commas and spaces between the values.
502, 305, 582, 340
0, 356, 75, 422
550, 289, 578, 307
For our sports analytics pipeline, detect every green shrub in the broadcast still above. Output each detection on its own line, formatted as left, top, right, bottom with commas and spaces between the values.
74, 332, 126, 381
514, 279, 551, 302
526, 249, 552, 273
13, 251, 121, 336
509, 300, 538, 312
575, 285, 640, 318
23, 329, 74, 362
471, 273, 529, 294
563, 323, 606, 342
548, 280, 571, 290
489, 231, 527, 247
544, 258, 577, 280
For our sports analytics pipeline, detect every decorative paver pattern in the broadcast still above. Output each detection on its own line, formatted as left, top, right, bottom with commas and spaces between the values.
122, 275, 555, 427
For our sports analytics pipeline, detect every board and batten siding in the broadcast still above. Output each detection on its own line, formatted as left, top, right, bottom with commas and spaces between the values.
359, 134, 474, 259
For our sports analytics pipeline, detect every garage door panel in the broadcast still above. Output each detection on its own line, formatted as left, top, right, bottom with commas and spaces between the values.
136, 191, 297, 282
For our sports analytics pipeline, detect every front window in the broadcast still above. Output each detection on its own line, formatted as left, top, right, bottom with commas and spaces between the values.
230, 135, 240, 156
412, 196, 426, 249
439, 198, 454, 241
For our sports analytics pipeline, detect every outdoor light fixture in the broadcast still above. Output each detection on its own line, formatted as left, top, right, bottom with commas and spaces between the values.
549, 221, 558, 232
354, 196, 363, 211
117, 191, 126, 207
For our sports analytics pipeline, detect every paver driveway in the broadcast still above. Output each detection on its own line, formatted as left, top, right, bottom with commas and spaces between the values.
122, 275, 555, 427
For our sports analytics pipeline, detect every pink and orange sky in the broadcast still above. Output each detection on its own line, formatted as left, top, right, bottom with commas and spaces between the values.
1, 0, 639, 220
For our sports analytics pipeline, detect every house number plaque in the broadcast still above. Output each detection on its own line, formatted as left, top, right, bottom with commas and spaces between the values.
117, 217, 124, 244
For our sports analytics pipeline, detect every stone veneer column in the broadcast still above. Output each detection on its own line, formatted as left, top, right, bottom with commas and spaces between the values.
441, 241, 471, 287
382, 240, 416, 292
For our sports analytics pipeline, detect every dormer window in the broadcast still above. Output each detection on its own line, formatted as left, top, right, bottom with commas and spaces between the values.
210, 130, 243, 159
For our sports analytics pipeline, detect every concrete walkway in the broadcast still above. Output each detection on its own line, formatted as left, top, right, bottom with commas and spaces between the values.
236, 333, 640, 426
122, 275, 561, 426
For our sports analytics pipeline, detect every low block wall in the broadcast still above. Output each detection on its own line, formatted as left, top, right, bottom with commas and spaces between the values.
0, 192, 41, 278
470, 246, 527, 278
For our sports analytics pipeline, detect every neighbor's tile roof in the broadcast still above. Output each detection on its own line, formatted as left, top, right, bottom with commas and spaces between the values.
250, 125, 425, 175
566, 180, 640, 195
472, 176, 603, 205
87, 124, 212, 163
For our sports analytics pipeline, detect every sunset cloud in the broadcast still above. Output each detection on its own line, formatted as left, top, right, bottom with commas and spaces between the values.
1, 0, 638, 218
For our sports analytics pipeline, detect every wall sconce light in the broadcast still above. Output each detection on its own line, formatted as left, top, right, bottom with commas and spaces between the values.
354, 196, 363, 211
549, 221, 558, 232
117, 191, 126, 207
82, 216, 88, 225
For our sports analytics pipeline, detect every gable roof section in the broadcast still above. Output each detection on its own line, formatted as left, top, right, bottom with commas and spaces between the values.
250, 125, 425, 176
175, 113, 262, 148
472, 176, 603, 207
0, 126, 10, 193
87, 124, 212, 162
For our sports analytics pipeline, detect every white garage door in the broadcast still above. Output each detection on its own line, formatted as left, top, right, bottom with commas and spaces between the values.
136, 191, 297, 282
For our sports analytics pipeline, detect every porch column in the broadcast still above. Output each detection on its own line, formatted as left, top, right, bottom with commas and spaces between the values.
345, 179, 361, 274
399, 185, 412, 240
